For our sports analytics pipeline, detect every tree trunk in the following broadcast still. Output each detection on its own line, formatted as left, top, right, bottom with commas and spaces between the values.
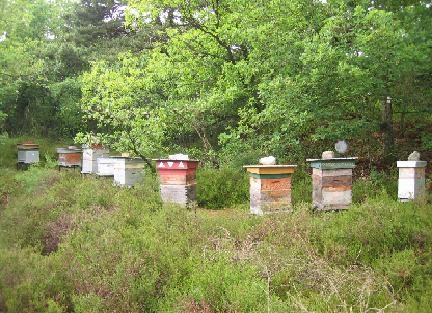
382, 96, 395, 163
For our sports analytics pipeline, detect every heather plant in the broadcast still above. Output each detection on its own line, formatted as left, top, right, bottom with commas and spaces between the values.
0, 161, 431, 312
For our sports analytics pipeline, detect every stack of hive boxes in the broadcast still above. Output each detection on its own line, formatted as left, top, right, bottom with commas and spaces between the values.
155, 157, 199, 207
397, 152, 427, 201
113, 157, 145, 187
81, 145, 109, 174
244, 164, 297, 215
307, 153, 357, 210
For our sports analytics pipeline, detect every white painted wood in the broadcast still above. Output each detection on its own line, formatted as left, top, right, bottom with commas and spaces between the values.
82, 148, 109, 174
397, 161, 427, 201
113, 157, 145, 186
397, 161, 427, 168
18, 150, 39, 164
96, 157, 116, 176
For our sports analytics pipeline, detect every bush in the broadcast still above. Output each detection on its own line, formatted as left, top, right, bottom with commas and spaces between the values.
196, 167, 249, 209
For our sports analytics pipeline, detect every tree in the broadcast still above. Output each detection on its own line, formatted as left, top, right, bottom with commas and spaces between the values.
80, 0, 432, 166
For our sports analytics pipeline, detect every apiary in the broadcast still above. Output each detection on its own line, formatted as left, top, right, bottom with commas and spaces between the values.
112, 157, 145, 187
155, 157, 199, 207
17, 143, 39, 165
81, 145, 109, 174
56, 146, 82, 169
243, 164, 297, 215
307, 154, 357, 210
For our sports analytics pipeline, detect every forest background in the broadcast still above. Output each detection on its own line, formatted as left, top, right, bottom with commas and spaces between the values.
1, 0, 431, 168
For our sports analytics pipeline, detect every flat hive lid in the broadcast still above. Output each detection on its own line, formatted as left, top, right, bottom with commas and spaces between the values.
17, 143, 39, 150
154, 158, 199, 162
397, 160, 427, 168
306, 157, 358, 162
56, 148, 82, 153
243, 164, 297, 174
306, 157, 357, 170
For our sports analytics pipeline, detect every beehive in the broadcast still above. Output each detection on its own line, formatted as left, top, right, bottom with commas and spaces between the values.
17, 143, 39, 164
244, 165, 297, 215
307, 157, 357, 210
155, 159, 199, 207
81, 145, 109, 174
112, 157, 145, 187
56, 147, 82, 168
397, 160, 427, 201
96, 157, 116, 176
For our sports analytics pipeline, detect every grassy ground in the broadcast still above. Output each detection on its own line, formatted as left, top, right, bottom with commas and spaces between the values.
0, 139, 431, 312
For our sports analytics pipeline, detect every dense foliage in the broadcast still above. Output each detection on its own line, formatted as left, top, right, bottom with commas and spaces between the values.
79, 0, 432, 165
1, 0, 431, 165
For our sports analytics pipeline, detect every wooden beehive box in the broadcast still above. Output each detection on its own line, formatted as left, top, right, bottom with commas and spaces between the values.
397, 160, 427, 201
81, 145, 109, 174
56, 147, 82, 168
17, 143, 39, 164
112, 157, 145, 187
96, 157, 116, 176
155, 158, 199, 207
307, 157, 357, 210
244, 165, 297, 215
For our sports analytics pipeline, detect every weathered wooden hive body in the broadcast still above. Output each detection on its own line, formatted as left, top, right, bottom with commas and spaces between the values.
155, 159, 199, 207
397, 161, 427, 201
244, 165, 297, 215
112, 157, 145, 187
17, 143, 39, 164
96, 157, 116, 177
81, 145, 109, 174
307, 157, 357, 210
56, 147, 82, 168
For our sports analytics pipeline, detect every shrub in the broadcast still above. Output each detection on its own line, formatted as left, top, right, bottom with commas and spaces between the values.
196, 167, 248, 209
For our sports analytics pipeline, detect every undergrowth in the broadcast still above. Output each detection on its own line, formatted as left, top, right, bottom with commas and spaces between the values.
0, 160, 431, 312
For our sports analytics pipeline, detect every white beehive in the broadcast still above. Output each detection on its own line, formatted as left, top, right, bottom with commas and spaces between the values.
81, 146, 109, 174
17, 143, 39, 164
397, 160, 427, 201
113, 157, 145, 187
96, 157, 116, 176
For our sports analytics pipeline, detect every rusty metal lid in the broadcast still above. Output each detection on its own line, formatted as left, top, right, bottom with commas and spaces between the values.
56, 147, 82, 154
17, 143, 39, 150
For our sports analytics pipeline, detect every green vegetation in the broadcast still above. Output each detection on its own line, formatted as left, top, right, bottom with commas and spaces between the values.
0, 141, 431, 312
0, 0, 431, 311
1, 0, 431, 165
